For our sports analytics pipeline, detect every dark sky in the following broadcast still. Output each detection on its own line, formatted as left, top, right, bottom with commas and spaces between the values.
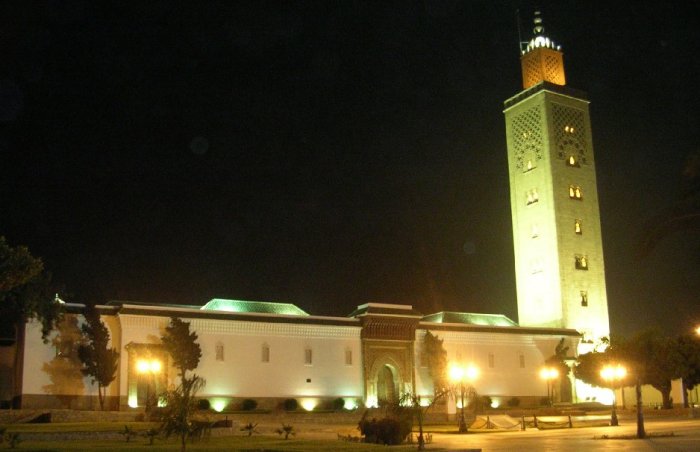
1, 1, 699, 336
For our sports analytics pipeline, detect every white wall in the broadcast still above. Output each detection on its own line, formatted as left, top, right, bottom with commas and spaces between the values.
415, 329, 571, 404
21, 317, 101, 405
118, 313, 364, 402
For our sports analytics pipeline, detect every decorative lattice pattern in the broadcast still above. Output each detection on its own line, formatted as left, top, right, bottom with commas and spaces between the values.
543, 54, 565, 85
521, 49, 565, 88
552, 104, 588, 164
511, 106, 543, 170
522, 57, 542, 89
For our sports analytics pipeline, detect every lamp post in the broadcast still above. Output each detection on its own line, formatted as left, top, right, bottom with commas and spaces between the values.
136, 358, 162, 413
449, 363, 479, 433
540, 367, 559, 407
600, 364, 626, 426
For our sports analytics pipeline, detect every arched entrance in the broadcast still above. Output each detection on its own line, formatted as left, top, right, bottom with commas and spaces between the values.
376, 364, 398, 404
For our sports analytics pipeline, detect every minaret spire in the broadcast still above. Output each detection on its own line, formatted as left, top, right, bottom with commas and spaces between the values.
519, 10, 566, 89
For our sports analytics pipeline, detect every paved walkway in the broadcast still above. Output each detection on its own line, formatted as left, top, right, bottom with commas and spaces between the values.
426, 417, 700, 451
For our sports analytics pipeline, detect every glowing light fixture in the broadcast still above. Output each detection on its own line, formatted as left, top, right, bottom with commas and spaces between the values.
600, 364, 626, 426
136, 359, 162, 374
540, 367, 559, 407
365, 396, 378, 408
211, 399, 227, 413
300, 398, 318, 411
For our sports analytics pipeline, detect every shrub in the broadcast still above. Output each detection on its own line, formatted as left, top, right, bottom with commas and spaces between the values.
481, 395, 493, 410
241, 399, 258, 411
240, 422, 259, 437
507, 397, 520, 407
197, 399, 211, 410
145, 428, 159, 445
119, 425, 137, 442
332, 397, 346, 411
275, 424, 296, 440
283, 398, 298, 411
358, 417, 412, 445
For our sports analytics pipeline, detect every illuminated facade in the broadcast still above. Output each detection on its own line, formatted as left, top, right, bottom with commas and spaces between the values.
504, 12, 610, 342
12, 300, 579, 410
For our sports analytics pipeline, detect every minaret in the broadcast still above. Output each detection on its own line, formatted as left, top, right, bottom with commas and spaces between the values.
504, 12, 610, 342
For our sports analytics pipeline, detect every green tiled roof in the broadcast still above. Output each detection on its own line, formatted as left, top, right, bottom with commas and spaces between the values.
201, 299, 309, 316
422, 311, 517, 327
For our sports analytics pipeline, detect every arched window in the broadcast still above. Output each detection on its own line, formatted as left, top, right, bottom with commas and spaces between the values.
566, 155, 580, 167
262, 343, 270, 363
304, 347, 313, 365
580, 290, 588, 307
215, 342, 224, 362
575, 255, 588, 270
569, 185, 582, 200
575, 219, 582, 234
526, 189, 539, 205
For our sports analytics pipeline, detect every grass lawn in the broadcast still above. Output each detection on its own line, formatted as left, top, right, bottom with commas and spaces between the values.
7, 435, 427, 451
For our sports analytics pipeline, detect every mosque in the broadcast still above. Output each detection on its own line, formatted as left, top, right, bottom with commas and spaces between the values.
4, 12, 615, 411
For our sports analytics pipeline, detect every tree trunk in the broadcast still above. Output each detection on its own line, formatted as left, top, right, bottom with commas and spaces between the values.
417, 410, 425, 450
636, 381, 646, 439
98, 384, 105, 411
661, 389, 672, 409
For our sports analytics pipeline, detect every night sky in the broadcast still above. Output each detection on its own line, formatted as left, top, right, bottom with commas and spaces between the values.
2, 1, 699, 336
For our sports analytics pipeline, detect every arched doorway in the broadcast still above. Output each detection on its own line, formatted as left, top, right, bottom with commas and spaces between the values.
376, 364, 398, 404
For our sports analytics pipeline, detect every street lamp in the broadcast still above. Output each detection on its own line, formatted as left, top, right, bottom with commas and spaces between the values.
539, 367, 559, 407
600, 364, 626, 426
136, 358, 162, 413
449, 363, 479, 433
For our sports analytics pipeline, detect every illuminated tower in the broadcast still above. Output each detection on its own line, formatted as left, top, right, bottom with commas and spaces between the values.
503, 12, 610, 342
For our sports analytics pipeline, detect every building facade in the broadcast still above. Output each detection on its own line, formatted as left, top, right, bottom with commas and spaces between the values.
11, 300, 579, 411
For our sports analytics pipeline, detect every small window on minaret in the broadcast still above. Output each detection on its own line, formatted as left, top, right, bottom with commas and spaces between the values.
575, 219, 582, 235
575, 255, 588, 270
531, 223, 540, 238
566, 155, 579, 167
569, 185, 582, 200
580, 291, 588, 307
526, 189, 539, 205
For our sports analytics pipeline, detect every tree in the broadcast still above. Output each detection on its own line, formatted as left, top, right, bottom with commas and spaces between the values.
674, 333, 700, 407
0, 236, 60, 341
422, 331, 448, 394
614, 330, 682, 410
161, 317, 202, 385
160, 317, 204, 452
576, 331, 686, 438
400, 390, 449, 450
1, 236, 61, 408
545, 338, 572, 402
77, 305, 119, 410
